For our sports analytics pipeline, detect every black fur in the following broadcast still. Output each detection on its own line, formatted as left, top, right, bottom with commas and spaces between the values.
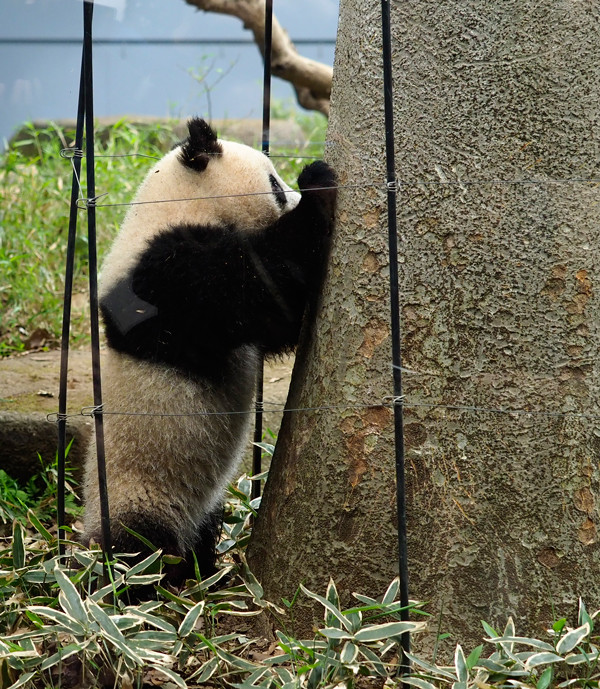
101, 161, 337, 379
269, 174, 287, 209
87, 506, 222, 587
179, 117, 223, 172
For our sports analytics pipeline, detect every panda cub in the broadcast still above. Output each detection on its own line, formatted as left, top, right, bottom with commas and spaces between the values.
82, 117, 336, 583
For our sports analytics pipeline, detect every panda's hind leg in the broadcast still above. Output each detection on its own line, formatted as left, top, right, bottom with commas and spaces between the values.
110, 507, 223, 587
190, 505, 223, 580
106, 512, 189, 585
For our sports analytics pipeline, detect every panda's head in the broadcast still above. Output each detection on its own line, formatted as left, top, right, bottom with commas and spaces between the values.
130, 117, 300, 232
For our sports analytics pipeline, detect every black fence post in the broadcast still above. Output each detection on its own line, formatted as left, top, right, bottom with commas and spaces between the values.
83, 0, 113, 567
57, 55, 85, 556
252, 0, 274, 502
380, 0, 411, 675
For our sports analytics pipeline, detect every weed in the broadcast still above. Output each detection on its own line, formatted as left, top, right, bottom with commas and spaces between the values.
0, 444, 80, 527
0, 473, 599, 688
0, 113, 327, 358
0, 119, 177, 357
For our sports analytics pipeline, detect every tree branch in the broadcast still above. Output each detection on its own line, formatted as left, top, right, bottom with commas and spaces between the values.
184, 0, 333, 116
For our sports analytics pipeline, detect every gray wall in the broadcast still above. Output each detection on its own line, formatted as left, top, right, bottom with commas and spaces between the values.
0, 0, 338, 145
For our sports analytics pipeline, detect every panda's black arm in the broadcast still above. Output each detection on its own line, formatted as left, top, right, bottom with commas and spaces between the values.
241, 159, 337, 339
101, 161, 336, 374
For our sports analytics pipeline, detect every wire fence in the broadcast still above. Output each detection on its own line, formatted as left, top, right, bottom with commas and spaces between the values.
55, 149, 600, 427
47, 0, 600, 675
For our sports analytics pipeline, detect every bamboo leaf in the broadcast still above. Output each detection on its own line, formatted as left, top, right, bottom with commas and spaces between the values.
231, 667, 270, 688
131, 630, 177, 647
556, 623, 590, 655
178, 601, 205, 639
12, 522, 25, 570
578, 598, 593, 631
382, 577, 400, 605
196, 565, 234, 591
27, 606, 85, 636
190, 655, 219, 682
325, 578, 341, 628
481, 620, 499, 638
354, 620, 425, 642
466, 644, 483, 670
126, 609, 177, 633
319, 627, 352, 640
27, 509, 53, 542
90, 575, 126, 602
455, 644, 468, 683
40, 642, 87, 671
537, 665, 553, 689
7, 672, 36, 689
54, 565, 89, 625
126, 549, 163, 577
565, 650, 599, 665
87, 600, 144, 664
504, 616, 516, 636
340, 641, 359, 664
403, 678, 438, 689
358, 645, 387, 676
213, 646, 259, 671
274, 667, 294, 683
353, 593, 380, 606
525, 652, 565, 669
300, 585, 352, 632
345, 610, 363, 633
147, 665, 187, 688
126, 573, 163, 585
405, 652, 456, 680
484, 636, 554, 652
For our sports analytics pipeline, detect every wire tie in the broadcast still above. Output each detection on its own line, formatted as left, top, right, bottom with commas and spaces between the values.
60, 148, 84, 159
46, 412, 69, 423
76, 192, 109, 209
82, 404, 103, 417
383, 395, 405, 407
386, 178, 398, 193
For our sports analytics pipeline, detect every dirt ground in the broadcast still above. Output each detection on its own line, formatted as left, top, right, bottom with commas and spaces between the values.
0, 348, 293, 418
0, 348, 294, 479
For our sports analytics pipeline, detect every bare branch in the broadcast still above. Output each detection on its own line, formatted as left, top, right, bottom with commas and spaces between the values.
184, 0, 333, 116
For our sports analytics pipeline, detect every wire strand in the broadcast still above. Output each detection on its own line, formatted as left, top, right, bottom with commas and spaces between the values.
46, 398, 600, 423
66, 177, 600, 211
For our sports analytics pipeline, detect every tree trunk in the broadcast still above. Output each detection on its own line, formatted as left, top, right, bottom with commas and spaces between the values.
248, 0, 600, 649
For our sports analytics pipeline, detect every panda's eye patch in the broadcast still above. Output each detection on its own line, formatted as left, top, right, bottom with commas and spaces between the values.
269, 174, 288, 209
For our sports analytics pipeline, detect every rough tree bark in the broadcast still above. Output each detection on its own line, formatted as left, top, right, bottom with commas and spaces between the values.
184, 0, 333, 115
248, 0, 600, 649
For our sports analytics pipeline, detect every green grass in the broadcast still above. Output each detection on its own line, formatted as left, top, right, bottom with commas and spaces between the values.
0, 471, 599, 689
0, 112, 327, 357
0, 119, 177, 356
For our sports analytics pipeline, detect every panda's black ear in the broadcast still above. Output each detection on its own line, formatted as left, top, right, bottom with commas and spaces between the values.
179, 117, 223, 172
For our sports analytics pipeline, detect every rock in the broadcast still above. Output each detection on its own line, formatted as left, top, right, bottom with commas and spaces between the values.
0, 350, 95, 481
0, 411, 92, 483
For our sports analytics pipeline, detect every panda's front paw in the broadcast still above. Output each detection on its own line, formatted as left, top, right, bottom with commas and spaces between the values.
298, 162, 337, 225
298, 161, 336, 191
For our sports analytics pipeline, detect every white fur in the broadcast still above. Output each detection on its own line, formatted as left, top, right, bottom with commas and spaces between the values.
83, 134, 299, 553
83, 346, 258, 553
